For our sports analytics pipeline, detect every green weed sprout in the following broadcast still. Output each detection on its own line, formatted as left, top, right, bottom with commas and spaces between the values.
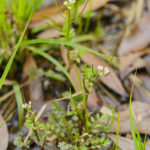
62, 0, 83, 65
14, 65, 113, 150
129, 71, 147, 150
15, 100, 113, 149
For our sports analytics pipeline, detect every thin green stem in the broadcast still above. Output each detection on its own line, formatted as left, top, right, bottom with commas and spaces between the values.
66, 9, 71, 63
75, 64, 89, 132
73, 0, 79, 19
33, 120, 43, 150
69, 89, 84, 124
62, 113, 73, 143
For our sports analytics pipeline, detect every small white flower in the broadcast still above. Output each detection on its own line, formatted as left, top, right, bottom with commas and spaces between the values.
22, 101, 32, 109
22, 103, 27, 108
99, 72, 103, 76
29, 101, 32, 105
104, 67, 109, 74
68, 0, 75, 4
98, 65, 103, 71
68, 6, 71, 9
64, 0, 75, 9
97, 65, 109, 76
64, 1, 68, 5
82, 133, 88, 136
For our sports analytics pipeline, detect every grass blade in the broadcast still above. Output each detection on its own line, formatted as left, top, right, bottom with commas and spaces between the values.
22, 39, 119, 67
0, 10, 33, 89
0, 110, 16, 129
27, 46, 75, 90
115, 113, 120, 150
129, 71, 139, 150
136, 128, 145, 150
13, 82, 24, 130
143, 130, 148, 149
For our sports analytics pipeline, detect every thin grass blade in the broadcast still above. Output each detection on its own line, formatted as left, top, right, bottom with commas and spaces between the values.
115, 113, 120, 150
13, 82, 24, 130
0, 110, 16, 129
129, 70, 139, 150
0, 10, 33, 89
136, 128, 145, 150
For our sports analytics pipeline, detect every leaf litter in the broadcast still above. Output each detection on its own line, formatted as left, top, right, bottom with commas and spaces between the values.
0, 113, 9, 150
2, 0, 150, 149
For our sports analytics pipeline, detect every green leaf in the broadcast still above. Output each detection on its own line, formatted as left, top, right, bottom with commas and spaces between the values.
99, 136, 105, 143
103, 138, 110, 146
90, 117, 95, 123
79, 146, 87, 150
13, 83, 24, 130
45, 70, 66, 82
92, 129, 98, 134
73, 94, 83, 103
55, 128, 60, 133
96, 113, 100, 120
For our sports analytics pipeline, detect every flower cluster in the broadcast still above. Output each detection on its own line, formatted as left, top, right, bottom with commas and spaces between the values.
97, 65, 109, 76
64, 0, 75, 9
22, 101, 32, 109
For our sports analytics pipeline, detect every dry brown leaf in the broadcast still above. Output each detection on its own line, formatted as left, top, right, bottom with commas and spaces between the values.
87, 89, 101, 108
30, 0, 109, 28
60, 46, 70, 70
120, 50, 150, 78
109, 134, 150, 150
112, 101, 150, 134
0, 113, 9, 150
22, 55, 44, 111
109, 134, 135, 150
31, 5, 65, 22
69, 65, 102, 108
69, 65, 81, 92
120, 58, 148, 79
37, 29, 61, 39
118, 13, 150, 56
129, 74, 150, 104
133, 82, 150, 104
81, 51, 127, 96
97, 82, 120, 109
138, 73, 150, 91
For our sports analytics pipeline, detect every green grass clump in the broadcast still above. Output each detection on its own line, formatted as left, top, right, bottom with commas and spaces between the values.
0, 11, 32, 89
0, 0, 42, 58
129, 72, 147, 150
